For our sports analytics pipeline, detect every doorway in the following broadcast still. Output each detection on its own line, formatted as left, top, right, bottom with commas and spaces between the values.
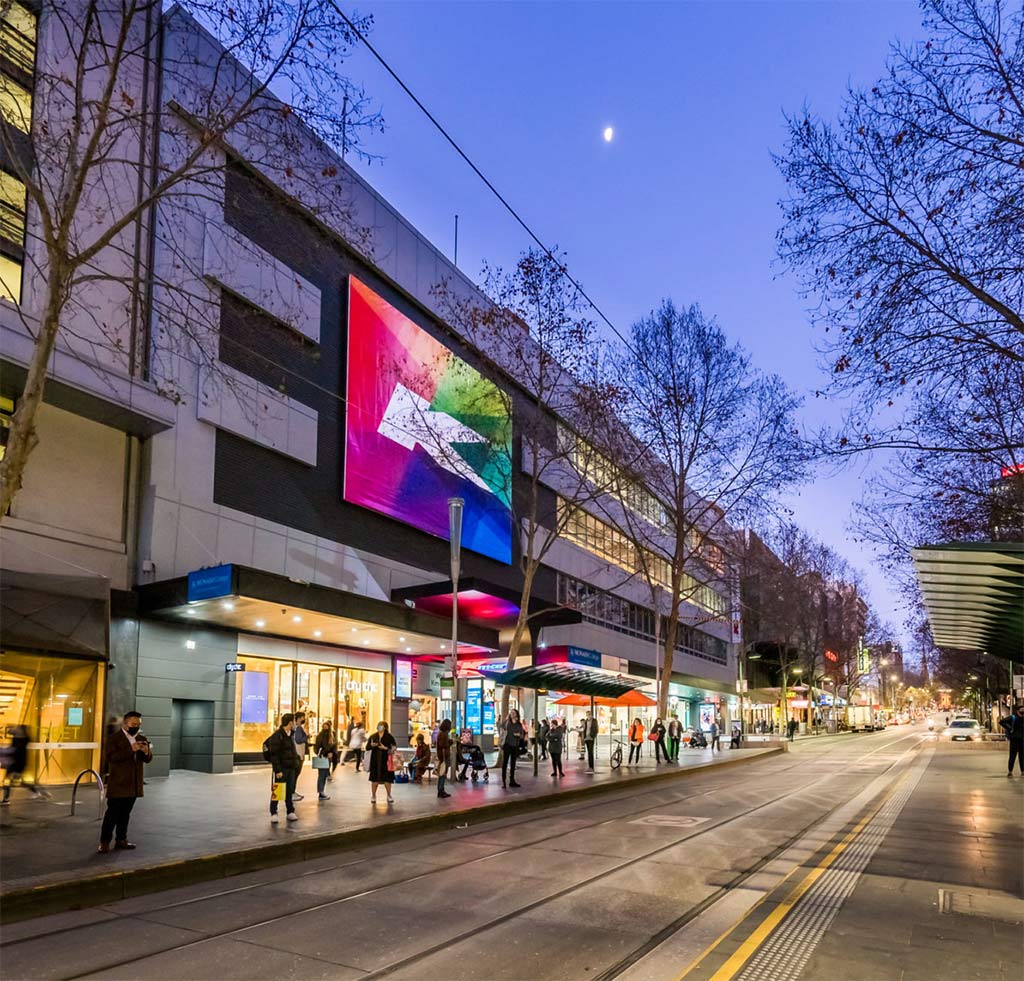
170, 699, 215, 772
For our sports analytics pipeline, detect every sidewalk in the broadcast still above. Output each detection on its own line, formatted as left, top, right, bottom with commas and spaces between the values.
0, 743, 779, 921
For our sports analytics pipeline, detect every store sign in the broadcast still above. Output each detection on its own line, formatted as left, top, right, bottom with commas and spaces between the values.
394, 659, 412, 699
857, 640, 870, 674
225, 662, 246, 673
240, 671, 269, 724
791, 699, 810, 709
187, 564, 234, 603
824, 649, 838, 663
67, 707, 83, 726
343, 276, 513, 563
344, 680, 378, 692
567, 646, 601, 669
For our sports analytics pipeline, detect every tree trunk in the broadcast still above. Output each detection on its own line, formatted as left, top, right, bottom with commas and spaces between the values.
659, 596, 680, 719
0, 277, 67, 517
499, 562, 537, 720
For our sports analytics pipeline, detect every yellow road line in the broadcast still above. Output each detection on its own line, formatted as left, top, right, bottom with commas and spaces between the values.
676, 783, 898, 981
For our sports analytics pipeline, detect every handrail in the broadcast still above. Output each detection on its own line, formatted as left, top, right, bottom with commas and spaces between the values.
70, 768, 104, 819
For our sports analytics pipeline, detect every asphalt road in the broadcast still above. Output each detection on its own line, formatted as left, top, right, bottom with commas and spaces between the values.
2, 724, 1020, 981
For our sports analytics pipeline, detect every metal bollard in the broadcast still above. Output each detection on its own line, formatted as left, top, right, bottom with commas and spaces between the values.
70, 768, 104, 819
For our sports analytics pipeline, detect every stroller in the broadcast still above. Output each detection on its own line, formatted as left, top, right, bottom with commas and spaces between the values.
456, 730, 490, 783
686, 726, 709, 749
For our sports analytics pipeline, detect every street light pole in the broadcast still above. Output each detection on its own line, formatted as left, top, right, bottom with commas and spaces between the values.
448, 498, 464, 782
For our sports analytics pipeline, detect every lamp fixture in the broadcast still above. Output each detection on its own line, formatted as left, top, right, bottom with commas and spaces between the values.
292, 615, 302, 623
222, 601, 235, 611
255, 619, 266, 628
313, 630, 322, 638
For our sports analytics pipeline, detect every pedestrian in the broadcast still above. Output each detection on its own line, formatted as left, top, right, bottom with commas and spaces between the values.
500, 709, 526, 788
548, 718, 565, 777
650, 717, 668, 763
787, 718, 798, 741
628, 717, 645, 765
366, 721, 397, 805
313, 721, 336, 801
999, 704, 1024, 776
1, 725, 49, 804
583, 710, 599, 772
575, 718, 586, 759
347, 720, 366, 770
436, 719, 452, 798
667, 716, 682, 762
538, 718, 550, 760
710, 719, 721, 752
266, 713, 301, 823
97, 711, 152, 851
411, 733, 430, 783
730, 723, 742, 749
291, 711, 309, 800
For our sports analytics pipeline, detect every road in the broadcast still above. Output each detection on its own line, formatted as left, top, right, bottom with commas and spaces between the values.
2, 724, 1020, 981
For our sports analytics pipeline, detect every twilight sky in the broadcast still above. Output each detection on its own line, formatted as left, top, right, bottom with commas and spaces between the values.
344, 0, 928, 648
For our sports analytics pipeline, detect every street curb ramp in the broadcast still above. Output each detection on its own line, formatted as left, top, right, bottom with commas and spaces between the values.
0, 747, 782, 923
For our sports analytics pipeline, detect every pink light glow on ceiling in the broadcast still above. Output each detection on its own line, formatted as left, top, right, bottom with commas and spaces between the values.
414, 589, 520, 624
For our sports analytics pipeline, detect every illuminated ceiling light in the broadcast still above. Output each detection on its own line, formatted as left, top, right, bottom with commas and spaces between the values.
255, 619, 266, 628
399, 636, 406, 643
56, 694, 69, 699
405, 647, 412, 652
222, 601, 235, 611
313, 630, 322, 638
187, 609, 197, 616
440, 643, 446, 649
185, 639, 197, 650
351, 627, 358, 633
292, 615, 302, 623
362, 639, 371, 645
0, 696, 13, 702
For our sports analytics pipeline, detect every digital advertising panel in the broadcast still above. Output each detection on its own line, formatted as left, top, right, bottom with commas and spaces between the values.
344, 276, 513, 563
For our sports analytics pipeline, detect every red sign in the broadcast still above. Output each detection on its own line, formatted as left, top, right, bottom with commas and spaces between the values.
1001, 463, 1024, 478
824, 649, 838, 663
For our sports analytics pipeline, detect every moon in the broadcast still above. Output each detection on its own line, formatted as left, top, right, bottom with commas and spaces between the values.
603, 126, 614, 143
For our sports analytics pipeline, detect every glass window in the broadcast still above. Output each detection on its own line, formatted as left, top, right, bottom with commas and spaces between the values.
0, 254, 19, 303
0, 2, 36, 77
0, 649, 103, 784
233, 656, 294, 753
338, 667, 387, 733
0, 74, 30, 132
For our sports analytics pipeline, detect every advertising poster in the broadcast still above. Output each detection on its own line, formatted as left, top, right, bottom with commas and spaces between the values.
394, 659, 412, 699
466, 678, 482, 732
699, 702, 716, 732
344, 276, 513, 563
241, 671, 270, 724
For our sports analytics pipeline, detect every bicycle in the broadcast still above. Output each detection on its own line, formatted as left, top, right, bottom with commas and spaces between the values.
610, 739, 624, 770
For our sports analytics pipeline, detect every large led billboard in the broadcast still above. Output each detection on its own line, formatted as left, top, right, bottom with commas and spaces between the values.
344, 277, 513, 563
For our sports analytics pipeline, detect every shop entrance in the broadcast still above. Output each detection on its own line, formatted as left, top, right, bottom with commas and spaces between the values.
170, 699, 215, 772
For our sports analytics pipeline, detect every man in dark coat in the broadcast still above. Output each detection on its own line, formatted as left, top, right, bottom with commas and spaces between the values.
268, 713, 302, 822
583, 711, 599, 772
98, 710, 152, 852
999, 704, 1024, 776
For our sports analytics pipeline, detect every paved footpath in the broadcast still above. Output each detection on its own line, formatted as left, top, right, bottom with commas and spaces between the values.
0, 741, 775, 908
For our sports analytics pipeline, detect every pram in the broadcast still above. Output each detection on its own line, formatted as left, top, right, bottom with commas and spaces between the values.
455, 730, 490, 783
685, 727, 709, 749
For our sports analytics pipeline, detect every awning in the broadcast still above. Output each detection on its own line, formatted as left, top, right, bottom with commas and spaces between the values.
911, 542, 1024, 661
479, 663, 646, 697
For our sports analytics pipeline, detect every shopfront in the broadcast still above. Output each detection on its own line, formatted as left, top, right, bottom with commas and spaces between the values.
0, 649, 104, 784
233, 648, 390, 761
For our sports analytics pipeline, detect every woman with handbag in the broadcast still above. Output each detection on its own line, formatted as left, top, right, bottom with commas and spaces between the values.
628, 717, 645, 765
366, 721, 397, 805
500, 709, 525, 789
650, 717, 668, 763
313, 722, 336, 801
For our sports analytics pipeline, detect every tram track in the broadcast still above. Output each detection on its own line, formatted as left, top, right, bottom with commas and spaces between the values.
46, 732, 923, 981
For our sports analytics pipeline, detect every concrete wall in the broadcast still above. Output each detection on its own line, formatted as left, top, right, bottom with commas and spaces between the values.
134, 620, 237, 777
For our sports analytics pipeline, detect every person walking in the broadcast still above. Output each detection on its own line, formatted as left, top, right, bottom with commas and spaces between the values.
366, 721, 397, 804
710, 719, 721, 752
291, 711, 309, 800
1, 725, 49, 804
97, 711, 152, 851
651, 717, 668, 763
538, 718, 550, 761
267, 713, 301, 823
666, 716, 682, 762
583, 711, 599, 772
999, 704, 1024, 776
787, 717, 798, 742
435, 719, 452, 798
313, 721, 336, 801
347, 720, 366, 770
501, 709, 526, 788
628, 717, 645, 765
548, 718, 565, 777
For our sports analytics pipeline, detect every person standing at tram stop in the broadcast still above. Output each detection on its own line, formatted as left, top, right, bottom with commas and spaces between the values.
313, 721, 336, 801
627, 717, 645, 765
547, 718, 566, 777
435, 718, 453, 799
97, 711, 152, 852
267, 713, 301, 823
650, 717, 668, 763
538, 717, 550, 761
709, 718, 721, 752
666, 716, 682, 762
291, 711, 309, 801
367, 721, 397, 805
999, 704, 1024, 776
583, 711, 599, 772
501, 709, 526, 788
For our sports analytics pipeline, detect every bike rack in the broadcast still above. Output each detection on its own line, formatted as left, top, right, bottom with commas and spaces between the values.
70, 769, 104, 819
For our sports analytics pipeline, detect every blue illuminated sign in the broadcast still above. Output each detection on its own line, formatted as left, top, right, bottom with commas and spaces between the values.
567, 646, 601, 669
187, 565, 234, 603
240, 671, 269, 724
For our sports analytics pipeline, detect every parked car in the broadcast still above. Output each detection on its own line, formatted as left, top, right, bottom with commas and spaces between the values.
942, 719, 984, 741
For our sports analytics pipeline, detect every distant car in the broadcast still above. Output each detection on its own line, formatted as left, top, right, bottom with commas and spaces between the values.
943, 719, 984, 741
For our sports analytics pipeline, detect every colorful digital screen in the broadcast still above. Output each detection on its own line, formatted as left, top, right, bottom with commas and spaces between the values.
394, 659, 412, 699
241, 671, 270, 724
344, 277, 513, 563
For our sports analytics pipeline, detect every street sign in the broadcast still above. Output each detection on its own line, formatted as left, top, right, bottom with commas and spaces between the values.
1013, 674, 1023, 693
736, 679, 748, 693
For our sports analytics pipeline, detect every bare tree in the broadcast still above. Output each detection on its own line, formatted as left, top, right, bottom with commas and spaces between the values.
776, 0, 1023, 458
615, 301, 804, 717
0, 0, 382, 514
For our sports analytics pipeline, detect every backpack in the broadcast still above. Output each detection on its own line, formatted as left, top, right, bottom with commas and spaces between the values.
261, 732, 276, 763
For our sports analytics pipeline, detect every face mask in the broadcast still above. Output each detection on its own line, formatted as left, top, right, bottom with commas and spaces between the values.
126, 725, 141, 736
377, 725, 385, 733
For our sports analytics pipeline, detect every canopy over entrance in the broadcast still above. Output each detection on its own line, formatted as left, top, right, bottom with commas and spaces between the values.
479, 664, 646, 698
911, 542, 1023, 661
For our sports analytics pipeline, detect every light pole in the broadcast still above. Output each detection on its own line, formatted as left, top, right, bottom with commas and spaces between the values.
448, 497, 464, 781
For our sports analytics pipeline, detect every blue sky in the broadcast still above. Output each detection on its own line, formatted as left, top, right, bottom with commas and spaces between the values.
344, 0, 928, 647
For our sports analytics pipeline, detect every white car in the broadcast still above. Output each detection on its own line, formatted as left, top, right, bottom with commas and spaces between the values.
943, 719, 984, 741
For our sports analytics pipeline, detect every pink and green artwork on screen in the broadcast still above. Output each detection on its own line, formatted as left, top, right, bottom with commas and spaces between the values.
344, 276, 513, 564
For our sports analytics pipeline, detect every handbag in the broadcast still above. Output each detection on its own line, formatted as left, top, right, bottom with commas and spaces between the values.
647, 731, 659, 742
271, 780, 287, 802
312, 755, 330, 770
386, 750, 398, 772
